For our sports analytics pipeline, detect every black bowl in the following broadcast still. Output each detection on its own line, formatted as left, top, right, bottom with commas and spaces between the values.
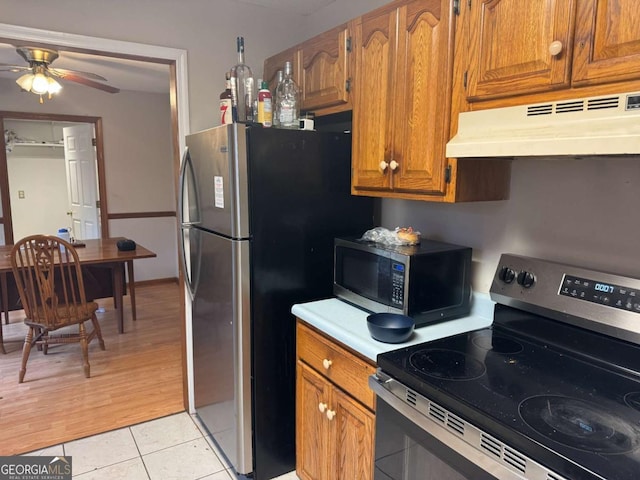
366, 313, 415, 344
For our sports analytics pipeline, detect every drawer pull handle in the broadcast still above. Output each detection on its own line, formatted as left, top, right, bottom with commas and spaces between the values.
322, 358, 332, 370
326, 409, 336, 421
318, 402, 327, 413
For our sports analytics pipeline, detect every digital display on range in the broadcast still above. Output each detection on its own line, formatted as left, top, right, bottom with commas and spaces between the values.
594, 283, 615, 293
560, 275, 640, 313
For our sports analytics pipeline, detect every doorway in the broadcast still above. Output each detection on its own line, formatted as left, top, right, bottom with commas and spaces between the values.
4, 116, 104, 242
0, 23, 192, 441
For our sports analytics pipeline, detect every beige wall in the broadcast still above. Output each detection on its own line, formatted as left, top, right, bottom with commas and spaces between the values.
0, 77, 176, 281
381, 157, 640, 292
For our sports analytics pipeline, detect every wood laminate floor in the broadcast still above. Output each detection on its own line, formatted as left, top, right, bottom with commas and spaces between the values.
0, 282, 184, 455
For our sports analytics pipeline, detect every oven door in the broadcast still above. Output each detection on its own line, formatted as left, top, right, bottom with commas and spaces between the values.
374, 397, 498, 480
370, 375, 530, 480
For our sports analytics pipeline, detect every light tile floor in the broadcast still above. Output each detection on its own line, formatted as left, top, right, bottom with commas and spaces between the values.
24, 412, 300, 480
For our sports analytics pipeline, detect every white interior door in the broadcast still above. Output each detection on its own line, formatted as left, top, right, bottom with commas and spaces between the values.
63, 124, 100, 240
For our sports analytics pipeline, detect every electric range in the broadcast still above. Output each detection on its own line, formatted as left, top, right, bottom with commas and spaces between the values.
371, 254, 640, 480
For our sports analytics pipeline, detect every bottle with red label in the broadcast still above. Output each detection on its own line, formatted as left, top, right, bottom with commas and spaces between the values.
220, 72, 233, 124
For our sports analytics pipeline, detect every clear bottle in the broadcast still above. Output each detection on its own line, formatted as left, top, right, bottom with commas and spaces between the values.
275, 62, 300, 129
272, 70, 284, 127
230, 36, 255, 123
219, 72, 233, 125
257, 81, 273, 127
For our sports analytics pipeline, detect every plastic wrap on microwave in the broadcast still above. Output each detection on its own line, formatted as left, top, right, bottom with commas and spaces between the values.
360, 226, 421, 246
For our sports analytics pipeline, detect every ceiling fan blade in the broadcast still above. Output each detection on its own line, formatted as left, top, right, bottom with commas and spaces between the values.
0, 63, 31, 72
55, 72, 120, 94
49, 67, 108, 82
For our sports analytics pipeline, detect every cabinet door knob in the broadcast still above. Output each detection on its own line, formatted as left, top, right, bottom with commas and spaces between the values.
549, 40, 563, 56
326, 409, 336, 420
389, 160, 399, 171
322, 358, 332, 370
318, 402, 327, 413
379, 160, 389, 172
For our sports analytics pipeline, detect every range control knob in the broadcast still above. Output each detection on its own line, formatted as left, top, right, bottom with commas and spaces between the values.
517, 271, 536, 288
498, 266, 516, 284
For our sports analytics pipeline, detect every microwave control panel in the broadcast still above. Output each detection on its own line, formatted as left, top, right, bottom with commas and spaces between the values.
391, 262, 405, 307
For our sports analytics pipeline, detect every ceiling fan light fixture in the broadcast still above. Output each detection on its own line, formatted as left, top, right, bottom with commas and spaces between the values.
47, 77, 62, 94
16, 73, 35, 91
31, 71, 50, 95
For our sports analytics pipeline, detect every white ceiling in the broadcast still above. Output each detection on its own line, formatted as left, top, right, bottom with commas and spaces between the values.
235, 0, 336, 15
0, 0, 336, 95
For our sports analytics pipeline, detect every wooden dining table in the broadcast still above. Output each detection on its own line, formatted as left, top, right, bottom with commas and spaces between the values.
0, 237, 156, 353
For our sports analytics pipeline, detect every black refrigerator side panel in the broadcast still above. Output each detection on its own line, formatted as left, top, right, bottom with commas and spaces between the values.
246, 127, 375, 480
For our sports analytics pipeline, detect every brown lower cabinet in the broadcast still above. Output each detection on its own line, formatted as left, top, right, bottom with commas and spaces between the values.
296, 320, 376, 480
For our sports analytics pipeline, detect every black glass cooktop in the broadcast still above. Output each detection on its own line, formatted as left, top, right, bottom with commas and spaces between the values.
377, 304, 640, 480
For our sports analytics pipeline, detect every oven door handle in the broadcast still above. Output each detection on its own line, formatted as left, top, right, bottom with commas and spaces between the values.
369, 375, 546, 480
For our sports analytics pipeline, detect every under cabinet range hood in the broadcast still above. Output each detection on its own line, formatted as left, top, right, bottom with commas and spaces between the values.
446, 91, 640, 158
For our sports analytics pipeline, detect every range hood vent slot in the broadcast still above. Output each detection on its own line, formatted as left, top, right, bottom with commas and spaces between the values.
555, 100, 584, 113
588, 96, 619, 110
446, 91, 640, 158
526, 104, 552, 116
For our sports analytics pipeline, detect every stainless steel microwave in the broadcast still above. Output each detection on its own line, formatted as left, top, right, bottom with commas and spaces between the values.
333, 237, 472, 327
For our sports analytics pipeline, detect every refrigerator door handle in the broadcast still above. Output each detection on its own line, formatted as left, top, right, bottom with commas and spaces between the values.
178, 147, 201, 299
178, 147, 191, 226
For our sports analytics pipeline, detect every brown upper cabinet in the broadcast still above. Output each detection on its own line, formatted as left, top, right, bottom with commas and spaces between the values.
264, 23, 353, 115
573, 0, 640, 86
300, 23, 352, 112
466, 0, 640, 102
351, 0, 455, 198
263, 0, 512, 203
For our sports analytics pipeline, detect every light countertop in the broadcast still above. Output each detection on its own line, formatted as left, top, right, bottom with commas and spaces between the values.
292, 294, 495, 363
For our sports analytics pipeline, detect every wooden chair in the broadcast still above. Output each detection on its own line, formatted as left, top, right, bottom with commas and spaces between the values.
10, 235, 106, 383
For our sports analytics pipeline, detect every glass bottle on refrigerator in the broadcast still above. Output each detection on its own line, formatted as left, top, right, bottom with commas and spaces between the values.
274, 61, 299, 129
272, 69, 284, 127
230, 36, 255, 122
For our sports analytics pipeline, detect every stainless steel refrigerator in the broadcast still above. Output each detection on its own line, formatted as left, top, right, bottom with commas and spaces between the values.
179, 124, 374, 480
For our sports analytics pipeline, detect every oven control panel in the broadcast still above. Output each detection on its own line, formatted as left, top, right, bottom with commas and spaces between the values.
490, 254, 640, 345
560, 275, 640, 314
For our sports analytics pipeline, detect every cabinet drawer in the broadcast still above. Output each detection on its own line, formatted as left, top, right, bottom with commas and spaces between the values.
297, 321, 376, 410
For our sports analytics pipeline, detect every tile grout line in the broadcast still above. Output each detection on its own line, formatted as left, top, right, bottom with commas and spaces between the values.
128, 425, 152, 480
187, 413, 233, 478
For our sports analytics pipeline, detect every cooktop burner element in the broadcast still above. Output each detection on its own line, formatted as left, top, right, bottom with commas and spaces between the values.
409, 349, 485, 380
519, 395, 640, 454
471, 333, 523, 354
624, 392, 640, 412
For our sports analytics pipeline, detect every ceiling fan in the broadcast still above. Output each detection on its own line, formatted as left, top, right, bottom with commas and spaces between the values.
0, 46, 120, 95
